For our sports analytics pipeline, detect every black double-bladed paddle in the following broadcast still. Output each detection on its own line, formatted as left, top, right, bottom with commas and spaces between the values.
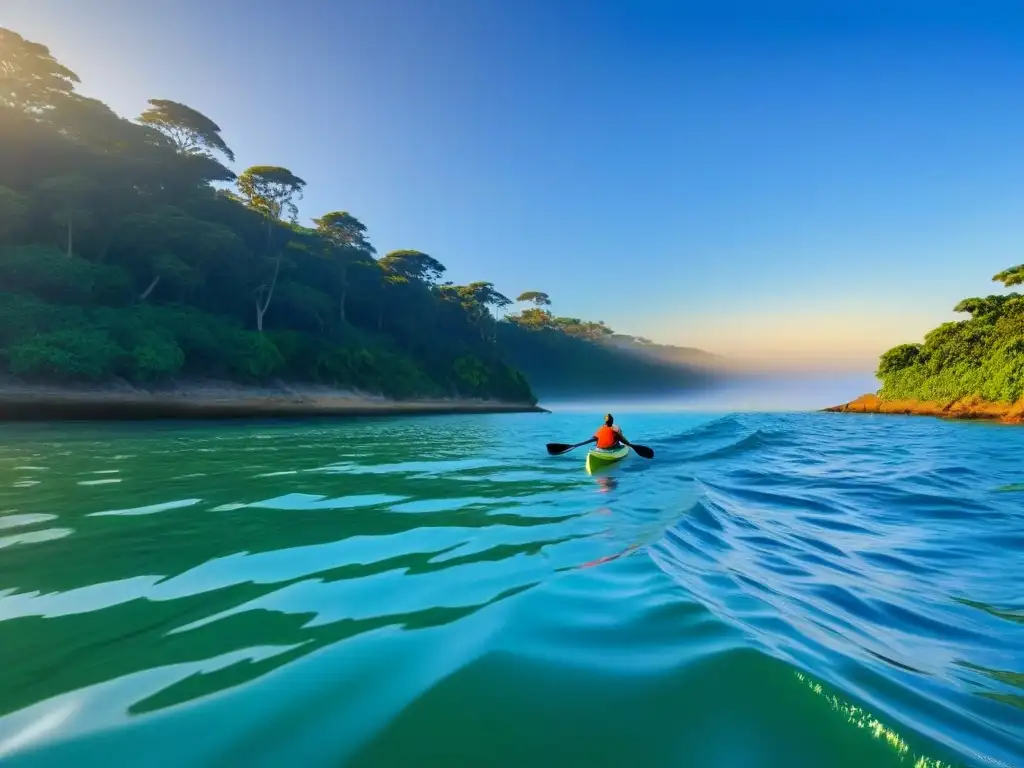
546, 440, 654, 459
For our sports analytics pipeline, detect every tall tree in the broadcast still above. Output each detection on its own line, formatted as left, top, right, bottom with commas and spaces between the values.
313, 210, 375, 325
462, 281, 512, 346
366, 250, 446, 340
236, 166, 305, 226
235, 165, 306, 331
313, 211, 373, 252
138, 99, 235, 163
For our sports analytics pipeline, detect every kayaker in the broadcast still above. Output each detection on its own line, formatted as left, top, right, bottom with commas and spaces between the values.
593, 413, 629, 450
545, 417, 653, 460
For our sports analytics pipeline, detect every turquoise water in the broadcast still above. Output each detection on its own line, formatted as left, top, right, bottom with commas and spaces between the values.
0, 410, 1021, 767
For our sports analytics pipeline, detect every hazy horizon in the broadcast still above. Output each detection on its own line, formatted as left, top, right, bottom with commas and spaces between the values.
537, 369, 879, 413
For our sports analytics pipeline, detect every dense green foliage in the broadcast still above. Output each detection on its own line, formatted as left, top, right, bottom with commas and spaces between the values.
877, 268, 1024, 403
498, 321, 718, 398
0, 28, 714, 403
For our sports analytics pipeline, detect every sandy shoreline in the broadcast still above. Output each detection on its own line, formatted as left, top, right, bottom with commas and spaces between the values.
823, 393, 1024, 425
0, 379, 547, 421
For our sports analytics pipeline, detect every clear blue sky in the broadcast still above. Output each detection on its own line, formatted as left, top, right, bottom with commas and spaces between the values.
4, 0, 1024, 369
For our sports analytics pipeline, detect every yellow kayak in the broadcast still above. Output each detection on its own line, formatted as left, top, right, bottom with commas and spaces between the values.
585, 445, 629, 474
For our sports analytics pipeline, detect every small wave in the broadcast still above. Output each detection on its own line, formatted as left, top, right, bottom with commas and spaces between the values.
89, 499, 201, 517
0, 528, 72, 550
684, 429, 773, 461
0, 514, 56, 531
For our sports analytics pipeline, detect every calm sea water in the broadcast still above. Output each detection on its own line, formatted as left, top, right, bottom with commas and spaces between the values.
0, 409, 1021, 767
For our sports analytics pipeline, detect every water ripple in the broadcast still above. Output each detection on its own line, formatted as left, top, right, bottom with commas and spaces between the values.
0, 412, 1020, 767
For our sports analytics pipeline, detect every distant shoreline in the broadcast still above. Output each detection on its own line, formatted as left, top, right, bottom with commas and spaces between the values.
0, 380, 548, 421
822, 393, 1024, 425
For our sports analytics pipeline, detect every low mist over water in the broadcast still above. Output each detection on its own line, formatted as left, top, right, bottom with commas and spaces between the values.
541, 370, 879, 414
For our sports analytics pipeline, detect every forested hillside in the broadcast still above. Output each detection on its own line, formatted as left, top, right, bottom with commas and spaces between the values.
0, 28, 716, 404
497, 292, 721, 397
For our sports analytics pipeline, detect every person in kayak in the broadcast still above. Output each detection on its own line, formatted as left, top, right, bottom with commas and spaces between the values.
591, 413, 631, 451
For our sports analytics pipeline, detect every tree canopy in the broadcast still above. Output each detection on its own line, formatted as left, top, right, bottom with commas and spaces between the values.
516, 290, 551, 307
236, 165, 306, 225
313, 211, 375, 254
138, 98, 235, 163
993, 265, 1024, 288
379, 250, 446, 285
0, 28, 80, 112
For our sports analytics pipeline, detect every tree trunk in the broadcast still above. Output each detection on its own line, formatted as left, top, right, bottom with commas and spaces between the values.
339, 289, 347, 325
254, 256, 281, 333
139, 274, 161, 301
66, 216, 73, 258
255, 298, 265, 332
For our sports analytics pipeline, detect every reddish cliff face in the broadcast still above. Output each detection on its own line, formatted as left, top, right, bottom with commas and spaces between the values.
824, 393, 1024, 425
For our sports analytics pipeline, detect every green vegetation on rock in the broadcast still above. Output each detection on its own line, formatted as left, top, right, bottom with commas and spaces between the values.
877, 264, 1024, 403
0, 27, 714, 403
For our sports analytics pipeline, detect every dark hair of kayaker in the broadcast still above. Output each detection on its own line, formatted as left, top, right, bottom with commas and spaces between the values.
604, 413, 614, 425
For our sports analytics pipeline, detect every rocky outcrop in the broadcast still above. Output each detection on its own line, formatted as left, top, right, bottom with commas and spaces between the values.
823, 393, 1024, 424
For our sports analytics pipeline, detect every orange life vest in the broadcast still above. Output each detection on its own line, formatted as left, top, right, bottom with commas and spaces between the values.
595, 425, 619, 449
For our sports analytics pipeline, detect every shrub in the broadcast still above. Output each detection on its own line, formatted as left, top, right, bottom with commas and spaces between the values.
224, 331, 284, 380
7, 328, 124, 381
123, 331, 185, 381
0, 246, 97, 304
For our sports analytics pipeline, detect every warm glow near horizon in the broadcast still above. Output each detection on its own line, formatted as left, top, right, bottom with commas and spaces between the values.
657, 307, 953, 371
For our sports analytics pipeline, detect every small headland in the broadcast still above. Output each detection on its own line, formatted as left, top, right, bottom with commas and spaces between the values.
823, 393, 1024, 424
